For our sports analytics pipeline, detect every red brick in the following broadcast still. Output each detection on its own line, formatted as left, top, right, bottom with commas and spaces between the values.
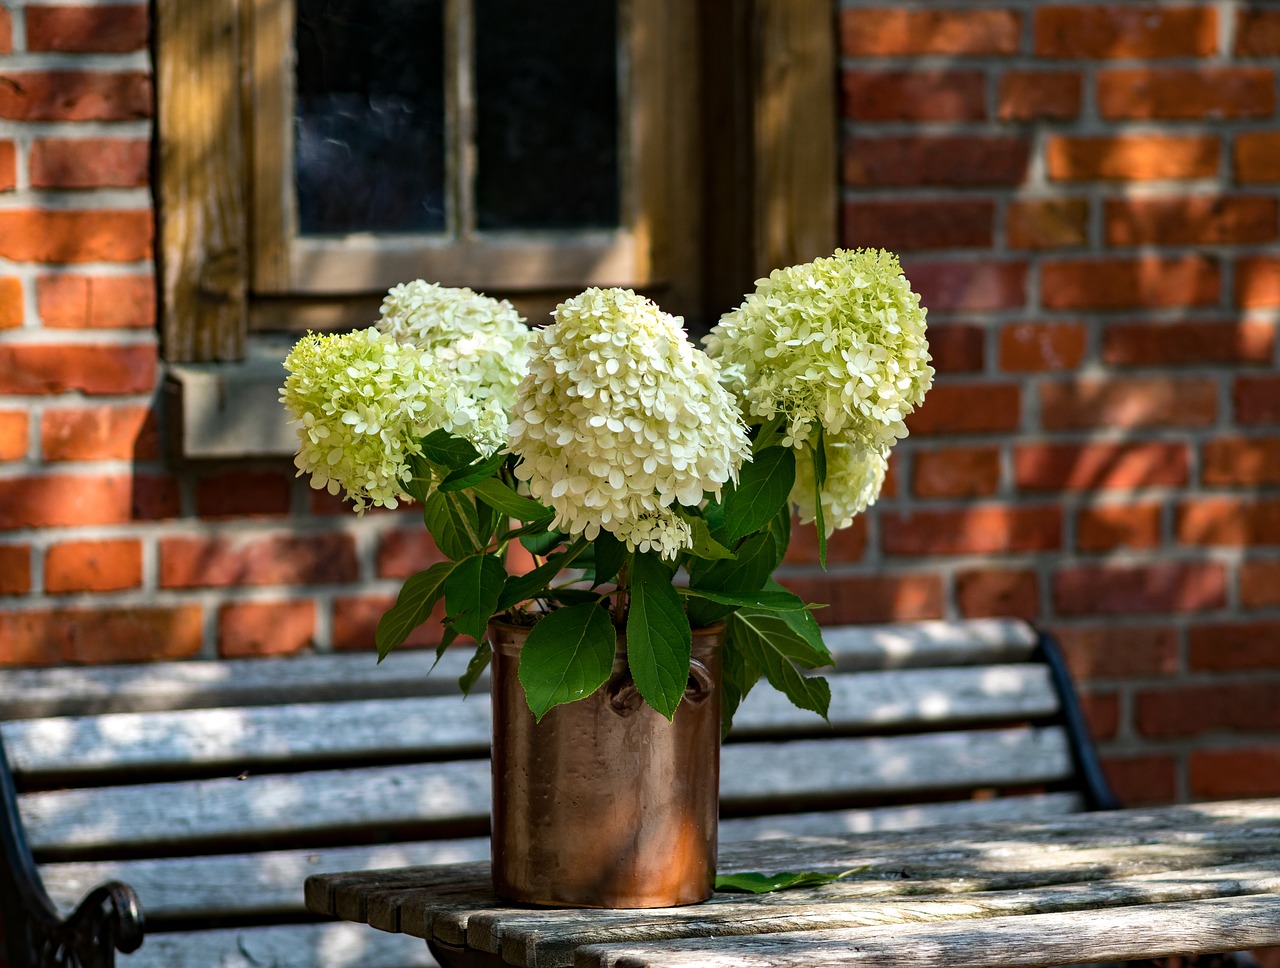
26, 5, 149, 52
1099, 68, 1274, 120
776, 574, 944, 624
1236, 375, 1280, 425
900, 260, 1027, 313
1077, 503, 1164, 553
904, 383, 1021, 436
1106, 196, 1278, 246
783, 516, 867, 566
1040, 377, 1217, 431
842, 70, 986, 122
45, 539, 142, 593
913, 446, 1001, 499
1190, 747, 1280, 799
1005, 199, 1089, 250
841, 8, 1021, 56
0, 7, 10, 53
1052, 562, 1227, 615
1203, 437, 1280, 487
1016, 441, 1188, 491
159, 534, 360, 589
999, 322, 1086, 371
0, 71, 151, 121
1035, 6, 1217, 59
1189, 620, 1280, 671
218, 601, 316, 658
0, 277, 21, 328
0, 344, 156, 395
196, 470, 292, 518
1079, 691, 1120, 742
0, 473, 178, 528
1237, 133, 1280, 183
1178, 497, 1280, 547
37, 274, 156, 330
882, 506, 1061, 556
1238, 256, 1280, 309
0, 210, 151, 262
0, 605, 203, 665
1046, 135, 1219, 182
377, 530, 451, 579
1237, 9, 1280, 56
1053, 625, 1178, 679
0, 545, 31, 595
0, 140, 14, 191
1242, 559, 1280, 609
331, 594, 446, 651
842, 199, 993, 251
41, 406, 159, 461
845, 136, 1031, 188
1102, 753, 1177, 806
997, 71, 1081, 121
927, 324, 986, 373
1041, 257, 1220, 310
30, 137, 149, 189
955, 568, 1039, 619
0, 410, 29, 460
1104, 320, 1274, 368
1138, 682, 1280, 739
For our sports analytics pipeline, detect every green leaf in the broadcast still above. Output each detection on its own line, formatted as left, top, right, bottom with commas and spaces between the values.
751, 415, 787, 454
473, 478, 554, 522
437, 450, 506, 492
424, 489, 482, 560
520, 529, 567, 557
547, 588, 603, 607
420, 429, 480, 471
375, 561, 455, 661
687, 532, 777, 627
729, 607, 832, 720
722, 446, 796, 541
475, 494, 499, 547
720, 630, 761, 739
679, 587, 811, 611
812, 425, 828, 489
431, 626, 458, 670
495, 537, 589, 613
403, 452, 436, 503
768, 496, 792, 565
444, 553, 507, 642
683, 512, 736, 561
715, 868, 866, 894
626, 551, 693, 720
458, 641, 492, 694
592, 531, 626, 586
813, 469, 827, 569
518, 603, 616, 721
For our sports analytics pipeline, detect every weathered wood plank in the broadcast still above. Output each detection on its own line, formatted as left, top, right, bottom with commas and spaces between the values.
116, 921, 436, 968
574, 894, 1280, 968
4, 665, 1057, 776
821, 620, 1038, 672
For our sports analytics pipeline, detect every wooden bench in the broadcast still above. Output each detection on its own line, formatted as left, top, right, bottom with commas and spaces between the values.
0, 618, 1116, 968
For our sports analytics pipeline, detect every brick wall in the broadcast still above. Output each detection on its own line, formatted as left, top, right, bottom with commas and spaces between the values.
0, 1, 1278, 809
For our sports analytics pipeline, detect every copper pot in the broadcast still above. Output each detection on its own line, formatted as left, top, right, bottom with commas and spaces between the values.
488, 620, 724, 908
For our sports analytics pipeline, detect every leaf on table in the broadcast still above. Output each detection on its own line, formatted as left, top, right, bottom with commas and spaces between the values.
714, 868, 867, 894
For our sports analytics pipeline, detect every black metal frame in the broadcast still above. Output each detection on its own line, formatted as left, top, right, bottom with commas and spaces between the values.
0, 732, 145, 968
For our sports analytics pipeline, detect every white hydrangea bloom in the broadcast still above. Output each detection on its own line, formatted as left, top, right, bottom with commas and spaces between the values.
791, 436, 889, 534
281, 327, 499, 512
377, 280, 530, 409
704, 248, 934, 452
508, 287, 750, 559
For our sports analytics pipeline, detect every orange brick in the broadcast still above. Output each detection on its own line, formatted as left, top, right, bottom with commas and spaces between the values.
928, 324, 986, 373
1238, 256, 1280, 309
843, 199, 993, 251
1005, 199, 1089, 250
1202, 437, 1280, 486
1053, 562, 1227, 615
1098, 68, 1274, 120
0, 210, 151, 263
0, 410, 28, 460
45, 539, 142, 593
1053, 625, 1179, 679
901, 260, 1028, 313
0, 474, 178, 528
218, 601, 316, 658
26, 5, 149, 53
1237, 133, 1280, 183
997, 71, 1081, 121
195, 470, 292, 518
0, 6, 10, 53
882, 506, 1062, 556
1079, 691, 1120, 742
0, 277, 21, 328
1047, 134, 1219, 182
1041, 257, 1220, 310
912, 446, 1001, 498
41, 406, 159, 461
841, 8, 1021, 56
1104, 320, 1274, 367
0, 71, 151, 121
1235, 375, 1280, 425
332, 594, 442, 651
37, 274, 155, 330
783, 516, 867, 566
904, 383, 1022, 436
30, 137, 150, 189
1035, 5, 1217, 58
1102, 753, 1177, 806
1237, 8, 1280, 56
377, 530, 451, 579
1039, 377, 1217, 430
0, 545, 31, 595
1015, 441, 1188, 491
955, 568, 1039, 619
1106, 196, 1278, 246
0, 605, 203, 665
1077, 503, 1164, 553
159, 534, 360, 588
846, 135, 1030, 188
1242, 559, 1280, 609
1178, 497, 1280, 547
1189, 620, 1280, 671
775, 574, 944, 624
0, 140, 14, 191
1190, 747, 1280, 799
999, 322, 1086, 371
0, 344, 156, 395
842, 70, 986, 122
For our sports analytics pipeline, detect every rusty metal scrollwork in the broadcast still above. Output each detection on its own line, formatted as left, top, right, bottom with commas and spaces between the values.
27, 882, 144, 968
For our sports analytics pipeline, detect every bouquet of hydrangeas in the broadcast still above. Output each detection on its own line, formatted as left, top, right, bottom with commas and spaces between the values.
281, 251, 933, 730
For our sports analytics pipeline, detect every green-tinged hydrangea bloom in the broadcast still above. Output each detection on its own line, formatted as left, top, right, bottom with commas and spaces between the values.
704, 248, 934, 451
792, 436, 888, 533
377, 280, 530, 409
508, 287, 750, 559
281, 327, 504, 512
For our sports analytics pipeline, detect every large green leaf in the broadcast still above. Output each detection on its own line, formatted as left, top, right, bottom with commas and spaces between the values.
424, 489, 482, 560
686, 532, 777, 627
472, 478, 554, 522
375, 561, 455, 661
518, 603, 616, 721
682, 512, 736, 562
444, 553, 507, 642
520, 528, 567, 557
403, 452, 436, 503
729, 607, 831, 720
458, 641, 492, 694
419, 429, 480, 471
720, 630, 761, 739
437, 451, 506, 492
592, 531, 626, 586
680, 587, 811, 611
768, 495, 792, 565
722, 446, 795, 541
626, 551, 693, 720
495, 537, 589, 613
715, 868, 865, 894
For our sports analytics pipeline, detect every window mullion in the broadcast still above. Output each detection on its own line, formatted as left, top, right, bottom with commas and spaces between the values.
450, 0, 477, 242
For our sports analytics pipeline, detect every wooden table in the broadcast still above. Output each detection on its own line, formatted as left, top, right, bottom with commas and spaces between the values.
305, 799, 1280, 968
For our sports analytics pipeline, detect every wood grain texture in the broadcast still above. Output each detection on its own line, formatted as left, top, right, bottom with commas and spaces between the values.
116, 921, 435, 968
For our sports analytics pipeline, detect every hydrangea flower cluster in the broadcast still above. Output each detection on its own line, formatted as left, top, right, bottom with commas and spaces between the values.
792, 437, 888, 532
281, 327, 504, 512
508, 287, 750, 558
377, 280, 530, 410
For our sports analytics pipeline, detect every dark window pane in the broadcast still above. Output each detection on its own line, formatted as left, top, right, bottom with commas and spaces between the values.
294, 0, 446, 235
474, 0, 619, 231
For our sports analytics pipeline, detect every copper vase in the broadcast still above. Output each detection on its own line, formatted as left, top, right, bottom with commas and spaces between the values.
488, 621, 724, 908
